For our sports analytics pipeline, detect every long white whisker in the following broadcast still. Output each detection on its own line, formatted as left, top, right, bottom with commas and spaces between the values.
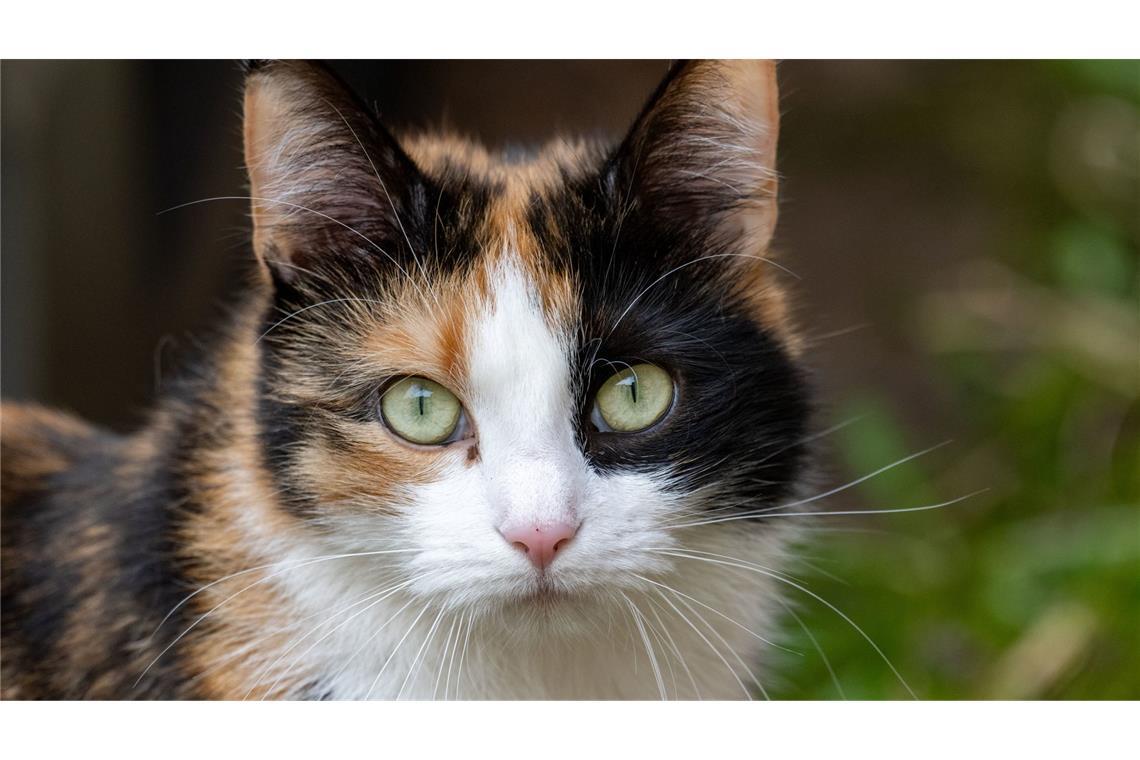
662, 585, 769, 699
644, 594, 701, 699
668, 490, 986, 530
667, 440, 955, 529
444, 610, 466, 700
778, 599, 846, 700
327, 594, 420, 688
323, 99, 435, 303
364, 602, 432, 699
608, 252, 800, 338
256, 297, 386, 343
641, 606, 679, 699
649, 586, 751, 700
778, 439, 952, 508
632, 573, 800, 656
149, 547, 415, 639
137, 549, 416, 687
432, 613, 461, 701
397, 606, 447, 700
658, 548, 917, 699
253, 573, 428, 700
159, 195, 423, 296
455, 607, 475, 700
754, 414, 867, 466
620, 592, 667, 700
201, 577, 398, 696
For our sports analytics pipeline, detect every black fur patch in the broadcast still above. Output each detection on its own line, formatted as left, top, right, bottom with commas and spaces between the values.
528, 171, 811, 514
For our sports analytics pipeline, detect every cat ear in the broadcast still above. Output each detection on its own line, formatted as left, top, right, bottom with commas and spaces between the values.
242, 60, 422, 282
611, 60, 780, 256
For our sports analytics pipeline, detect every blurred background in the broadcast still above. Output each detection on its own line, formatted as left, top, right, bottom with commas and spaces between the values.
2, 60, 1137, 699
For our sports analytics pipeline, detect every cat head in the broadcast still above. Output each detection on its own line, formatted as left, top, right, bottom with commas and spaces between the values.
241, 60, 810, 623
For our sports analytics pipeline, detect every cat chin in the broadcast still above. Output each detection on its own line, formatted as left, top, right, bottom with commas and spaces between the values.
419, 571, 623, 613
466, 587, 631, 643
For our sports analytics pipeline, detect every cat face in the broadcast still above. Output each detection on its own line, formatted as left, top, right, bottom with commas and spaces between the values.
243, 61, 810, 626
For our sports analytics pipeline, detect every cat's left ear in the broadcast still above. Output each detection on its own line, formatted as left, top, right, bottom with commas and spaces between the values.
242, 60, 424, 283
610, 60, 780, 256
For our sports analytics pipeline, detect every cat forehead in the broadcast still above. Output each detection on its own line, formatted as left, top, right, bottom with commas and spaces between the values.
356, 216, 576, 397
357, 135, 585, 346
339, 125, 797, 387
401, 132, 605, 194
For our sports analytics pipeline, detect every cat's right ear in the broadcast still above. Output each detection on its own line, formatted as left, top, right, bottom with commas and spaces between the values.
242, 60, 423, 284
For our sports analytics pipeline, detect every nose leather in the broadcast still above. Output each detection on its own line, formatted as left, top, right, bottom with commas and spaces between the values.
500, 522, 578, 570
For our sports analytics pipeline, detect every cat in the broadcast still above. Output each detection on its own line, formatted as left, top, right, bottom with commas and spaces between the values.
0, 59, 811, 699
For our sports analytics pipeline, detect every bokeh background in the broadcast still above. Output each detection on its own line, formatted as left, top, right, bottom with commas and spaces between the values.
2, 60, 1137, 699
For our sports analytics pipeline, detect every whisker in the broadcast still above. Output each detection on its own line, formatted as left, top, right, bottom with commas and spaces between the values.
252, 573, 427, 700
158, 195, 424, 297
608, 252, 800, 338
443, 610, 465, 701
649, 586, 752, 700
620, 591, 667, 700
657, 548, 917, 699
660, 585, 770, 699
667, 489, 986, 530
778, 598, 846, 700
327, 594, 420, 688
150, 548, 412, 640
455, 607, 475, 700
667, 440, 954, 528
641, 605, 680, 699
256, 297, 387, 343
139, 548, 417, 686
644, 594, 702, 699
397, 606, 447, 700
191, 577, 398, 695
632, 573, 800, 656
365, 602, 433, 699
805, 322, 872, 344
794, 557, 852, 587
432, 613, 461, 700
755, 414, 867, 466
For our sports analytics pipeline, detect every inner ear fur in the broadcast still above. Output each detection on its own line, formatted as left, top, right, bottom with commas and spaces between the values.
242, 60, 423, 281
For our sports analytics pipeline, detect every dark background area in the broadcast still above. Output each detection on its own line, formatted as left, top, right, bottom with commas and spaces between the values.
2, 60, 1137, 698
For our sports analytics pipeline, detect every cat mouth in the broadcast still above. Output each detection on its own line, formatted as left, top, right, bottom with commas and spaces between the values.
516, 576, 573, 606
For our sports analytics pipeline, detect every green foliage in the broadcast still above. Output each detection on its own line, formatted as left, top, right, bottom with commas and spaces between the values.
771, 61, 1140, 700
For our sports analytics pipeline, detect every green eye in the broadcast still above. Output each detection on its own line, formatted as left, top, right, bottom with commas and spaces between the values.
380, 376, 463, 445
594, 363, 674, 432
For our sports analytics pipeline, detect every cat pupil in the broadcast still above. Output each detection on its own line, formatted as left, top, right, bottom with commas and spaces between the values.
412, 386, 429, 416
617, 375, 639, 404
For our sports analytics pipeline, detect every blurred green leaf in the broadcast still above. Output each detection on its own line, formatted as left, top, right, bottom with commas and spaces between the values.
1054, 60, 1140, 104
1051, 220, 1137, 299
835, 396, 936, 506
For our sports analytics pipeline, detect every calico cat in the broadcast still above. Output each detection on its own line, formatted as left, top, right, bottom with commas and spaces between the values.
1, 59, 811, 699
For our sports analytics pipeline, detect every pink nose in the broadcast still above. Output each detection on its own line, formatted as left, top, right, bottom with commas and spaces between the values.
501, 522, 578, 570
